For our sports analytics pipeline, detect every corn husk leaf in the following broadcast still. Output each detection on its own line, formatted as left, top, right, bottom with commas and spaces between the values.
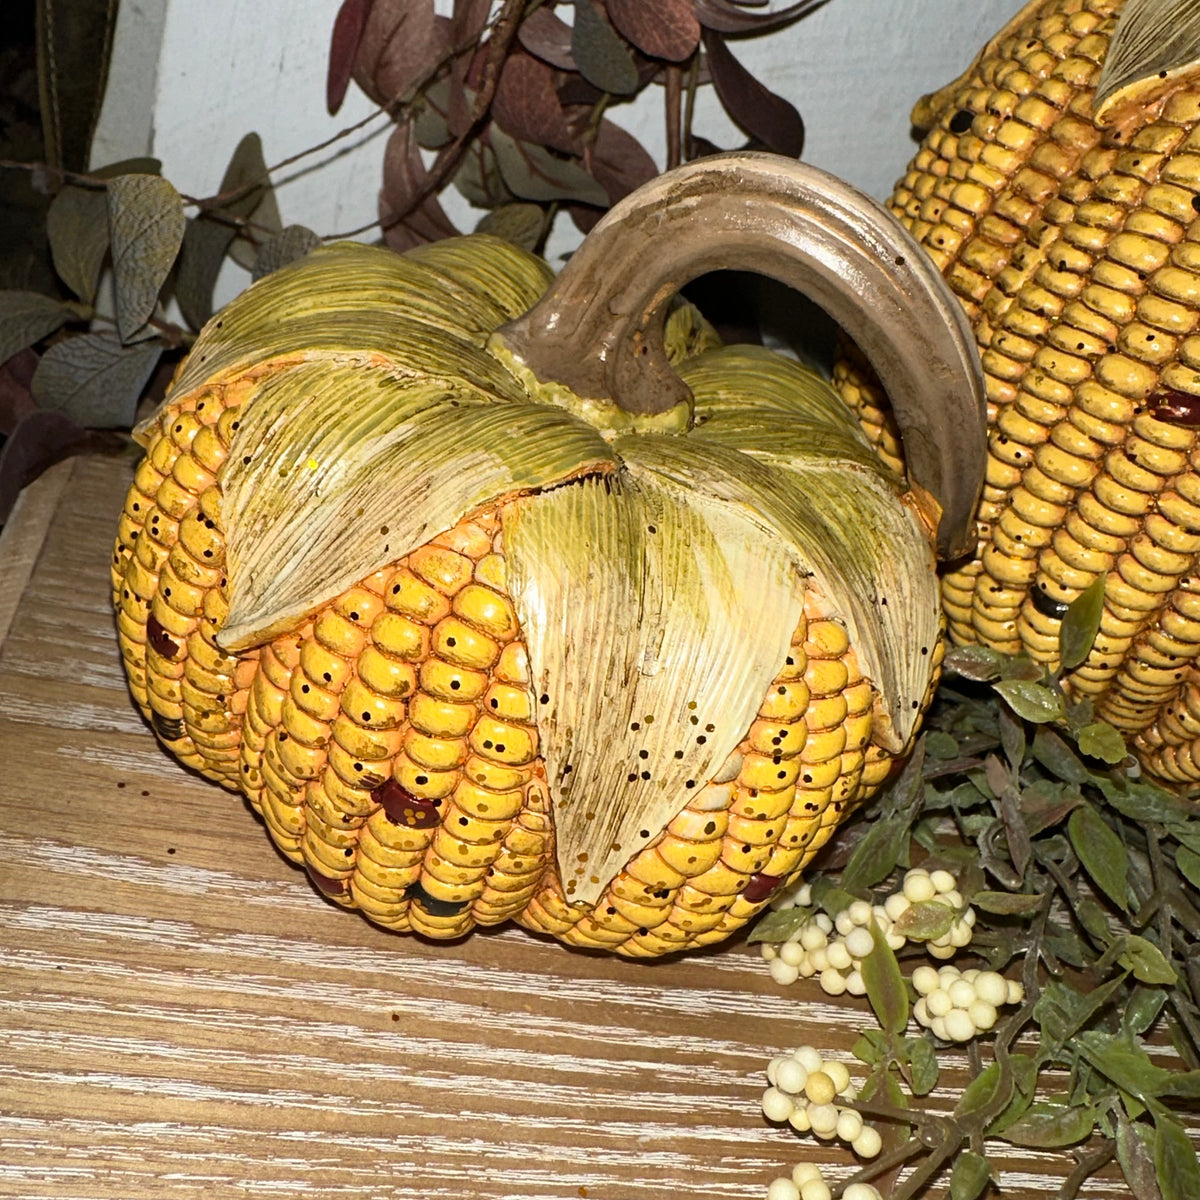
1095, 0, 1200, 124
502, 470, 803, 906
135, 238, 553, 442
220, 362, 615, 649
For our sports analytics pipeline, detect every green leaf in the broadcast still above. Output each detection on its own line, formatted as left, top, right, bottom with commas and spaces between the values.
909, 1035, 939, 1096
993, 679, 1065, 723
1124, 986, 1167, 1038
1098, 778, 1194, 826
1034, 975, 1128, 1057
46, 184, 109, 304
1161, 1070, 1200, 1099
475, 203, 546, 252
985, 1053, 1038, 1134
892, 898, 956, 942
1077, 720, 1128, 763
1019, 779, 1083, 836
955, 1062, 1001, 1117
30, 331, 162, 428
1076, 1031, 1173, 1105
1074, 897, 1113, 945
1176, 844, 1200, 890
810, 877, 857, 918
1069, 804, 1130, 911
840, 813, 910, 895
489, 127, 610, 206
852, 1028, 888, 1066
1031, 727, 1089, 784
571, 0, 639, 94
107, 174, 186, 341
1153, 1110, 1200, 1200
861, 921, 908, 1037
1119, 935, 1177, 985
943, 644, 1003, 681
252, 225, 322, 281
949, 1150, 991, 1200
1060, 575, 1106, 670
1117, 1111, 1163, 1200
925, 730, 959, 759
971, 890, 1044, 916
746, 906, 809, 945
177, 133, 273, 328
0, 290, 79, 364
998, 1099, 1098, 1147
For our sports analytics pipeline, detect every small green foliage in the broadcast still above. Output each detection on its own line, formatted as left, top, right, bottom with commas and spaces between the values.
1059, 575, 1106, 671
751, 640, 1200, 1200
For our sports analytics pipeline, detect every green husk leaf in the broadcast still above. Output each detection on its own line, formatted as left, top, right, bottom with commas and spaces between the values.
1059, 575, 1106, 670
955, 1061, 1001, 1117
475, 203, 546, 251
504, 467, 803, 904
1075, 1031, 1173, 1104
221, 364, 615, 650
490, 126, 610, 207
949, 1151, 991, 1200
0, 290, 80, 364
860, 921, 908, 1036
1068, 804, 1130, 911
1034, 975, 1128, 1057
571, 0, 639, 94
107, 174, 186, 341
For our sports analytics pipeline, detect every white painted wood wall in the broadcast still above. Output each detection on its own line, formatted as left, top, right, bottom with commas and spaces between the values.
93, 0, 1027, 299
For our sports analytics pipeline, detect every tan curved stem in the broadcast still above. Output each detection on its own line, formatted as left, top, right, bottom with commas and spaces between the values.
496, 151, 986, 560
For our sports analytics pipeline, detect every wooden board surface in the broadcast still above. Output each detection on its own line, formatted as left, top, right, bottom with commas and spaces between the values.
0, 453, 1192, 1200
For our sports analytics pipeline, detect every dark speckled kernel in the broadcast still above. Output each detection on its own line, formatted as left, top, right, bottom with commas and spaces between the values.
308, 867, 348, 896
373, 778, 440, 829
1149, 388, 1200, 427
743, 872, 783, 903
151, 712, 185, 742
147, 613, 181, 660
1030, 585, 1070, 620
404, 880, 469, 916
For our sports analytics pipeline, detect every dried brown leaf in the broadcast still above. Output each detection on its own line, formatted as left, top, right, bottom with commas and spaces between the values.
0, 349, 39, 436
694, 0, 828, 35
354, 0, 440, 107
493, 50, 579, 154
328, 0, 375, 114
379, 119, 460, 252
608, 0, 699, 62
518, 6, 576, 70
0, 410, 120, 523
586, 117, 658, 204
702, 29, 804, 157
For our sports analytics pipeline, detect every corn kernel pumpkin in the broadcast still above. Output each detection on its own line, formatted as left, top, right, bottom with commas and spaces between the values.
834, 0, 1200, 790
114, 153, 984, 954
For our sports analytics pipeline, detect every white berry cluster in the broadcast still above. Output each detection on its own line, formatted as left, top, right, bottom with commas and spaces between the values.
894, 867, 977, 959
766, 1163, 883, 1200
762, 1045, 882, 1159
912, 964, 1025, 1042
760, 868, 978, 996
761, 885, 903, 996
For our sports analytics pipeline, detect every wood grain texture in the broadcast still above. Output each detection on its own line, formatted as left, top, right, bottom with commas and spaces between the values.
0, 453, 1193, 1200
